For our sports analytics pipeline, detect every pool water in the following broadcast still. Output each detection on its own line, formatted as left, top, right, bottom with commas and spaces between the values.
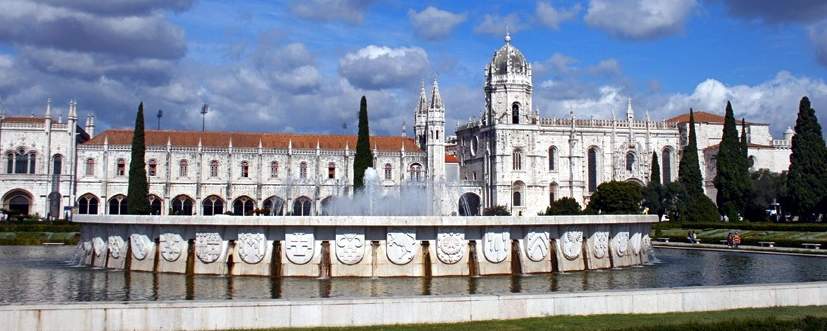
0, 246, 825, 304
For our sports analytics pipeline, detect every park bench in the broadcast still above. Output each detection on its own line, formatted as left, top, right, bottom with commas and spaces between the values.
656, 237, 670, 243
757, 241, 775, 247
802, 243, 822, 250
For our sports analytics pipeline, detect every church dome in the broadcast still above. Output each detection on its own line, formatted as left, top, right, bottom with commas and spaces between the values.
490, 32, 528, 75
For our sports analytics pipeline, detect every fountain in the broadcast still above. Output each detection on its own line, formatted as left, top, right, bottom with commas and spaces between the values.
74, 167, 657, 277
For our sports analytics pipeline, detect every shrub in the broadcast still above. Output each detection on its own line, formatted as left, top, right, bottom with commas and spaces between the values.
483, 205, 511, 216
544, 197, 581, 215
585, 181, 642, 214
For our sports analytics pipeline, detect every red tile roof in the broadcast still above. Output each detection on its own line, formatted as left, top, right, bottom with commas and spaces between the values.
666, 111, 760, 125
445, 154, 459, 163
2, 116, 47, 124
86, 129, 422, 152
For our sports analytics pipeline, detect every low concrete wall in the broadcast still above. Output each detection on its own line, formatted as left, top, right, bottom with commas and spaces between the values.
75, 215, 656, 277
1, 282, 824, 330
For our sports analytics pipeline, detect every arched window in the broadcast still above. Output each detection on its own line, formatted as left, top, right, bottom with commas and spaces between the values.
513, 192, 521, 206
240, 161, 249, 178
327, 162, 335, 179
384, 163, 392, 180
512, 181, 525, 207
116, 159, 125, 176
27, 152, 35, 174
14, 150, 27, 174
147, 159, 157, 176
263, 196, 285, 216
409, 163, 423, 182
147, 195, 162, 215
5, 152, 13, 174
3, 190, 32, 216
171, 195, 194, 215
10, 150, 36, 174
512, 102, 520, 124
548, 146, 557, 171
626, 152, 635, 172
512, 149, 522, 170
209, 160, 219, 177
588, 147, 598, 193
299, 161, 307, 179
292, 196, 312, 216
85, 158, 95, 176
270, 161, 279, 178
662, 149, 672, 184
77, 194, 98, 215
202, 195, 224, 216
233, 196, 255, 216
108, 195, 128, 215
179, 159, 188, 177
52, 155, 62, 175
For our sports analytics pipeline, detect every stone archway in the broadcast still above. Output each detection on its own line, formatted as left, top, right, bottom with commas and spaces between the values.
458, 192, 481, 216
3, 189, 32, 217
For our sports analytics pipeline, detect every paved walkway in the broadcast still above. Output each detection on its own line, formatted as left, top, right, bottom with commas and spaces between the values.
654, 242, 827, 257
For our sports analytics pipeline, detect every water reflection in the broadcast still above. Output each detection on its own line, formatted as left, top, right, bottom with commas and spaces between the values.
0, 246, 826, 304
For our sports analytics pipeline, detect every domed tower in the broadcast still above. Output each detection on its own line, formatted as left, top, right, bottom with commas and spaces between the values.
484, 32, 533, 126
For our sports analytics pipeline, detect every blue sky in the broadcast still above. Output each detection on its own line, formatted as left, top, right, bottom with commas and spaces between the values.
0, 0, 826, 137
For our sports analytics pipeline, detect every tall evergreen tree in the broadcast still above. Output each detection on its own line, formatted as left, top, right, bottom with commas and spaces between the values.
643, 151, 664, 218
353, 96, 373, 191
715, 101, 749, 220
126, 102, 150, 215
677, 108, 719, 222
678, 109, 705, 197
787, 96, 827, 221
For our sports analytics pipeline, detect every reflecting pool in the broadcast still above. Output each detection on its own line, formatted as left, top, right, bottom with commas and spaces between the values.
0, 246, 825, 304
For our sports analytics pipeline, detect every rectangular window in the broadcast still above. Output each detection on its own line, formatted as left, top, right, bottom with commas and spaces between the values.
328, 162, 335, 179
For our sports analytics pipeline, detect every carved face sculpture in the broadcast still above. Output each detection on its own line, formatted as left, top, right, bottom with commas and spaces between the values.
561, 231, 583, 261
195, 232, 223, 264
335, 232, 365, 265
160, 233, 184, 262
285, 230, 314, 265
237, 233, 267, 264
107, 236, 126, 259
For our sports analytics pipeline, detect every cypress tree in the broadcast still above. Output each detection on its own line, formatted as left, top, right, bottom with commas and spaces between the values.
787, 96, 827, 221
643, 151, 664, 218
678, 109, 704, 197
353, 96, 373, 191
677, 108, 719, 222
126, 102, 150, 215
714, 101, 746, 221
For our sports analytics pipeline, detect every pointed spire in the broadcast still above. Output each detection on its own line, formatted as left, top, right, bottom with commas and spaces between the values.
68, 99, 77, 119
197, 136, 203, 148
429, 78, 443, 110
626, 97, 634, 121
504, 25, 511, 44
416, 80, 428, 114
258, 137, 263, 149
401, 120, 407, 137
45, 98, 52, 119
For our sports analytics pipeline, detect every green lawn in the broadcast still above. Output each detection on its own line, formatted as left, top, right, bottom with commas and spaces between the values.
0, 231, 78, 245
257, 306, 827, 331
654, 227, 827, 247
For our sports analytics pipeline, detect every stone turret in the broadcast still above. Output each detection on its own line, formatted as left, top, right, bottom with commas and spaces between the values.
413, 81, 428, 148
426, 79, 446, 182
85, 113, 95, 137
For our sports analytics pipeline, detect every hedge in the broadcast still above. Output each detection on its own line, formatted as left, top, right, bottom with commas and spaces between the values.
653, 221, 827, 233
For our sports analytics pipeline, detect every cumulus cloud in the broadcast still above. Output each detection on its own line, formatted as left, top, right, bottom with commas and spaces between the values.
290, 0, 375, 24
585, 0, 697, 40
588, 58, 622, 76
720, 0, 827, 24
535, 2, 581, 30
474, 13, 528, 37
533, 53, 578, 75
339, 45, 430, 90
408, 6, 466, 40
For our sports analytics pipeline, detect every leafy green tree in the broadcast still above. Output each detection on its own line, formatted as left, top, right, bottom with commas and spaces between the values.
353, 96, 373, 191
643, 151, 665, 218
677, 108, 719, 222
744, 169, 787, 222
585, 181, 642, 214
483, 205, 511, 216
126, 102, 150, 215
714, 101, 750, 221
544, 197, 582, 215
787, 96, 827, 221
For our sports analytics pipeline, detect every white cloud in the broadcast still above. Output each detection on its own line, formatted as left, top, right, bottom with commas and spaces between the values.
535, 2, 581, 30
290, 0, 375, 24
588, 58, 621, 76
474, 13, 528, 37
533, 53, 578, 75
585, 0, 697, 40
339, 45, 430, 90
408, 6, 466, 41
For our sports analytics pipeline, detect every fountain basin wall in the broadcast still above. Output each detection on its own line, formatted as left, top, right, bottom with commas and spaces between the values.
75, 215, 656, 277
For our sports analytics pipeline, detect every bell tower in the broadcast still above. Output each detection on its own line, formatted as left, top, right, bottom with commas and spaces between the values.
426, 79, 445, 181
484, 32, 534, 126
